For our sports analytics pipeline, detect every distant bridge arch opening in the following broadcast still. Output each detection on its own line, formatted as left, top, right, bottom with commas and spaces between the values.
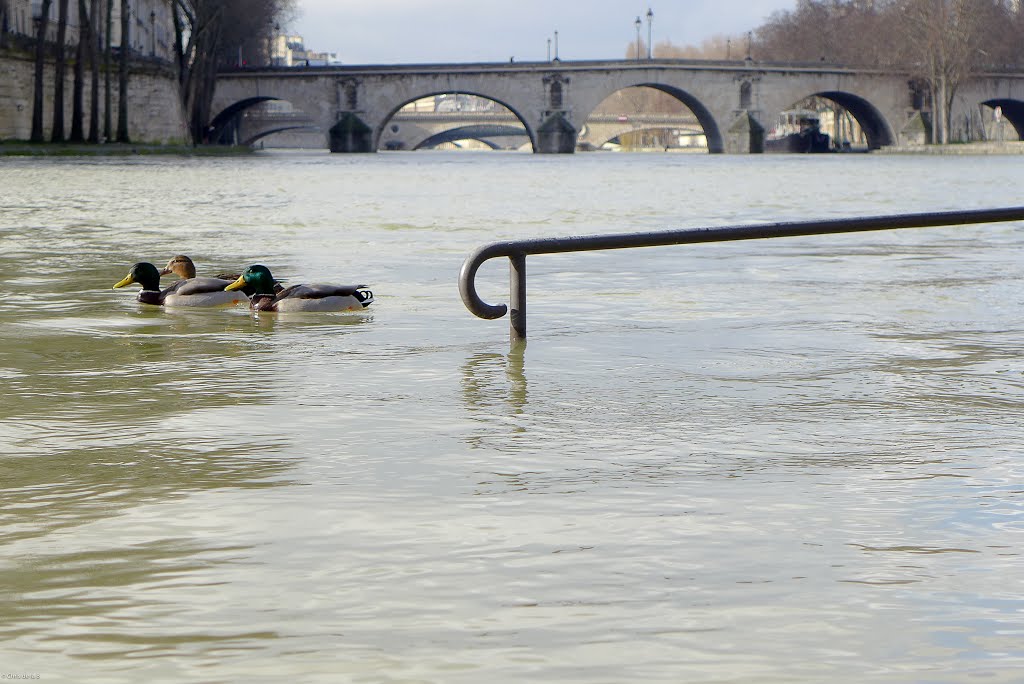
413, 125, 531, 151
209, 97, 320, 147
981, 99, 1024, 140
817, 91, 895, 150
763, 92, 895, 152
208, 96, 279, 144
582, 84, 723, 153
378, 92, 534, 152
243, 125, 320, 147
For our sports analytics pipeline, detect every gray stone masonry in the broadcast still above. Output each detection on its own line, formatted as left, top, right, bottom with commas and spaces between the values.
1, 52, 188, 143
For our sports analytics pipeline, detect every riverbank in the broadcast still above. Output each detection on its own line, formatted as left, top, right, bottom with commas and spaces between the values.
875, 141, 1024, 154
1, 52, 187, 143
0, 142, 255, 157
3, 140, 1021, 157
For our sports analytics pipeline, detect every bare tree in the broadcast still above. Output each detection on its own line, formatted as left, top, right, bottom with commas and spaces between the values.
897, 0, 999, 143
174, 0, 223, 143
68, 0, 87, 141
754, 1, 903, 66
755, 2, 834, 63
88, 0, 100, 143
116, 0, 129, 142
1, 0, 10, 47
104, 0, 113, 141
610, 35, 745, 116
751, 0, 1021, 144
30, 0, 54, 143
651, 34, 742, 60
51, 0, 69, 142
173, 0, 295, 144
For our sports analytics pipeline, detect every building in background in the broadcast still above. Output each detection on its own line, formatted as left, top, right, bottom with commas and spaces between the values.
4, 0, 35, 37
5, 0, 171, 61
271, 33, 340, 67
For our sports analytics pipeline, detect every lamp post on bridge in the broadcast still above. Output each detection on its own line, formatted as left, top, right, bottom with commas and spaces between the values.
646, 8, 653, 59
271, 22, 280, 65
634, 16, 641, 60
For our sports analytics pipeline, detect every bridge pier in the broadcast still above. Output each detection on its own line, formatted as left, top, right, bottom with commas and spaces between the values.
725, 111, 765, 153
329, 112, 374, 153
536, 112, 577, 154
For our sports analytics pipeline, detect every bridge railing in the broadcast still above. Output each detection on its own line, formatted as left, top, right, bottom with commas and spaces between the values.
459, 207, 1024, 342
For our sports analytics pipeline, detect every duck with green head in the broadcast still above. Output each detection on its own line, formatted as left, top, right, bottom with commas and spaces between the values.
225, 265, 373, 312
113, 262, 249, 307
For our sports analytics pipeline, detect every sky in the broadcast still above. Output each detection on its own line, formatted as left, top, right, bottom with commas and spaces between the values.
289, 0, 797, 65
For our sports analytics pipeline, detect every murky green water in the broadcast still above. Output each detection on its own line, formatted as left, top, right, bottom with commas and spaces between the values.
1, 151, 1023, 683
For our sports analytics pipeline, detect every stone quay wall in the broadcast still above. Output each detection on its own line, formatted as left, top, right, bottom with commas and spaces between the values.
0, 51, 189, 143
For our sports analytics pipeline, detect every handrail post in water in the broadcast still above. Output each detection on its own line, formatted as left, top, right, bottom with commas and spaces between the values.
510, 252, 527, 341
459, 207, 1024, 342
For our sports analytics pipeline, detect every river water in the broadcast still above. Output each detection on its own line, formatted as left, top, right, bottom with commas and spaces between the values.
1, 150, 1022, 683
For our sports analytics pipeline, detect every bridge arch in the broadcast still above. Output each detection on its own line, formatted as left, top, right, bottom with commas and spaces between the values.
413, 125, 530, 150
580, 83, 725, 153
581, 121, 706, 149
208, 96, 323, 147
815, 90, 896, 149
243, 125, 319, 146
760, 89, 896, 152
208, 96, 280, 144
376, 92, 536, 152
981, 99, 1024, 139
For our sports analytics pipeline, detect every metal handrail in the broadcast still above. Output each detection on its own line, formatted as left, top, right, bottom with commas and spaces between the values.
459, 207, 1024, 342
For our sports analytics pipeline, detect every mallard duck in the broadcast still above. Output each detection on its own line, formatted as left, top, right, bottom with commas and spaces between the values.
225, 264, 373, 312
159, 255, 238, 282
160, 255, 284, 295
113, 262, 249, 308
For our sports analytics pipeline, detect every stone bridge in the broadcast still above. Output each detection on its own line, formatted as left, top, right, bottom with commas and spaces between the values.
211, 58, 1024, 153
238, 109, 704, 150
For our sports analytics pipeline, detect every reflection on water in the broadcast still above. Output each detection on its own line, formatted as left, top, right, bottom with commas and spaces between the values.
1, 153, 1023, 682
0, 540, 275, 649
461, 348, 528, 417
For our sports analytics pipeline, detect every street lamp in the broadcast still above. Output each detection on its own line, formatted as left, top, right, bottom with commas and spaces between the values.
150, 11, 155, 56
272, 22, 280, 65
634, 16, 641, 60
646, 8, 653, 60
547, 38, 551, 61
554, 30, 559, 60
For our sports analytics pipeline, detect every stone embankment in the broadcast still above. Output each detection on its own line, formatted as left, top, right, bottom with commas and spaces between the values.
0, 142, 252, 156
0, 50, 188, 143
875, 141, 1024, 154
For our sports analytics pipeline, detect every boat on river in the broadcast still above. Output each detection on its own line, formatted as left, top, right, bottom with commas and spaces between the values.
765, 110, 832, 153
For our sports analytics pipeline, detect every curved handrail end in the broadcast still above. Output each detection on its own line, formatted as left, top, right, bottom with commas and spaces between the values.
459, 244, 509, 320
